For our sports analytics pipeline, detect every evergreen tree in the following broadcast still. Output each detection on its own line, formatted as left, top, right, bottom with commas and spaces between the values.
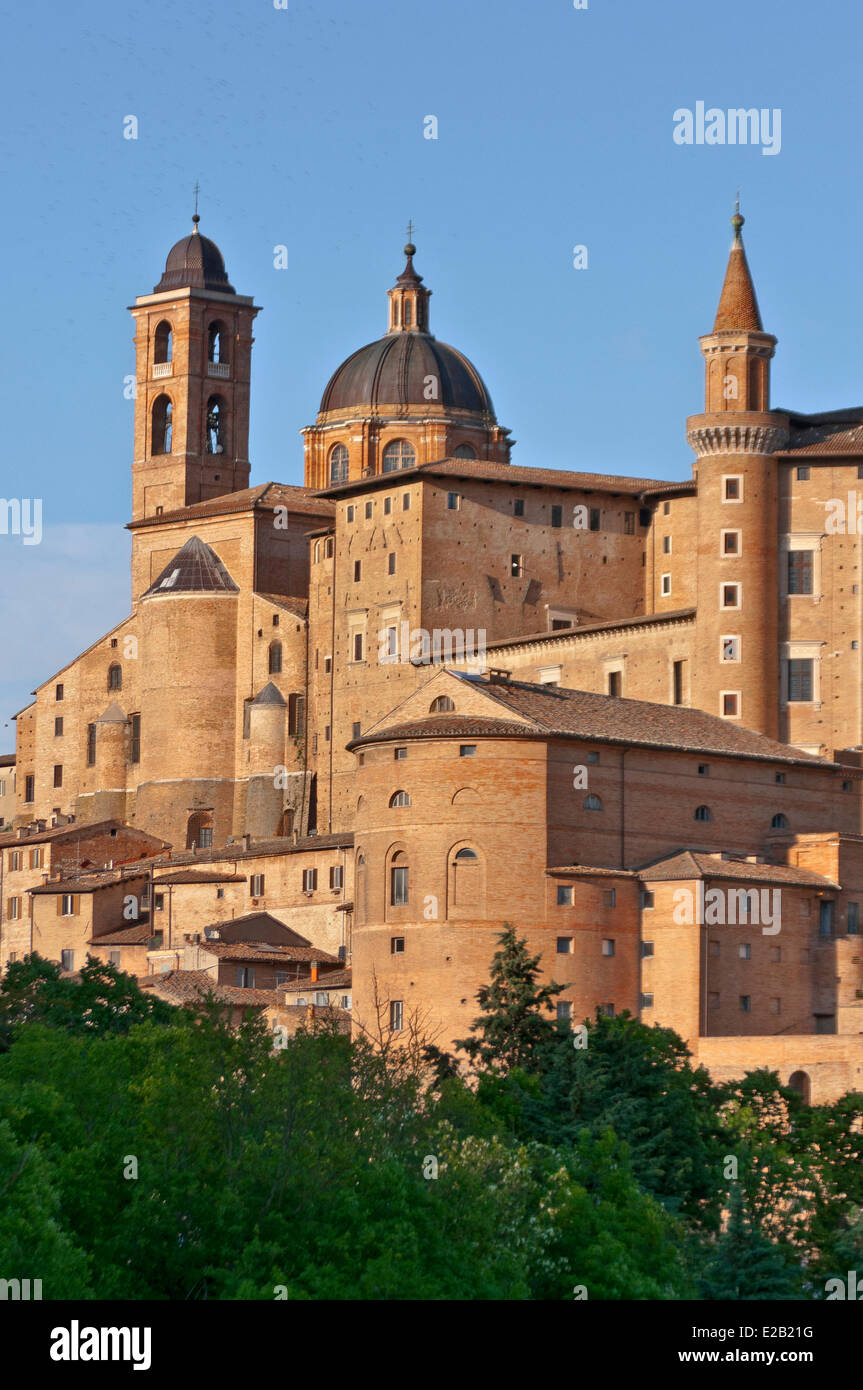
699, 1185, 806, 1300
454, 924, 564, 1072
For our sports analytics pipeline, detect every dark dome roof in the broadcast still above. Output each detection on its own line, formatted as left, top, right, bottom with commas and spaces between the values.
319, 333, 496, 418
155, 223, 235, 294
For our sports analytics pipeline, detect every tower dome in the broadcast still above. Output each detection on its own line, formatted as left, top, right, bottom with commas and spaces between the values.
155, 217, 235, 294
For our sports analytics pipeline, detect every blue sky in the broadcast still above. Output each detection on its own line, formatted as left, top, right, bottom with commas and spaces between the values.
1, 0, 862, 735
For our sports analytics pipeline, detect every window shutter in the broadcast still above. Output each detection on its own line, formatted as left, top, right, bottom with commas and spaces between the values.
73, 895, 80, 915
56, 896, 62, 916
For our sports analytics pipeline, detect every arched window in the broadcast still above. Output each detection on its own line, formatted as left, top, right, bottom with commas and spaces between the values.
152, 395, 172, 454
314, 540, 321, 563
382, 439, 416, 473
107, 664, 122, 691
771, 813, 788, 829
390, 850, 409, 905
429, 695, 455, 713
268, 641, 283, 675
450, 844, 483, 913
453, 443, 476, 459
788, 1070, 811, 1105
154, 320, 172, 364
694, 805, 712, 822
389, 790, 411, 808
583, 794, 603, 811
207, 321, 228, 364
206, 397, 226, 454
186, 811, 213, 850
454, 847, 478, 861
329, 443, 349, 484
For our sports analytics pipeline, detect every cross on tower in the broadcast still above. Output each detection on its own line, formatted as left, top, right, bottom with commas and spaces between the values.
193, 182, 201, 225
406, 219, 415, 243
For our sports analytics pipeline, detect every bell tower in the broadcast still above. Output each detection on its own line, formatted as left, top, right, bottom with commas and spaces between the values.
129, 216, 261, 522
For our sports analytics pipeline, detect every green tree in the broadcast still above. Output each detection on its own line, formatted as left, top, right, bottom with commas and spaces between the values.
699, 1185, 806, 1300
455, 924, 564, 1073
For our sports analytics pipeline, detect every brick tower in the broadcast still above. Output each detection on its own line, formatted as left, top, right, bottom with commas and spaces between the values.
687, 210, 789, 738
129, 216, 261, 522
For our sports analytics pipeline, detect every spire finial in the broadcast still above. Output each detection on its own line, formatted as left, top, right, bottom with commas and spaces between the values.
404, 218, 416, 256
731, 192, 744, 238
192, 182, 201, 230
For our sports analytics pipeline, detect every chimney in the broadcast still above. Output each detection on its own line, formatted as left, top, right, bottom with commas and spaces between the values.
242, 834, 251, 851
310, 961, 318, 983
487, 668, 511, 685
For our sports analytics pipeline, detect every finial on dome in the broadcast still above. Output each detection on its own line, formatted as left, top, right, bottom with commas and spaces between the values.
192, 181, 201, 232
731, 192, 744, 238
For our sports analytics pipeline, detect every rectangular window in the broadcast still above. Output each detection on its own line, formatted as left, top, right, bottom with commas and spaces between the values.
640, 993, 654, 1009
54, 716, 63, 737
109, 950, 121, 967
388, 552, 396, 575
641, 891, 654, 909
403, 493, 410, 510
770, 997, 782, 1015
302, 869, 317, 892
325, 537, 334, 558
672, 659, 685, 705
459, 744, 477, 757
324, 725, 331, 741
624, 511, 635, 535
324, 656, 332, 673
352, 721, 361, 739
556, 1000, 572, 1021
739, 943, 751, 959
24, 775, 34, 803
723, 476, 741, 501
662, 535, 671, 554
55, 683, 64, 701
29, 848, 42, 869
599, 1003, 615, 1019
384, 497, 392, 515
607, 671, 621, 697
722, 530, 739, 554
722, 583, 740, 608
787, 551, 813, 595
641, 941, 654, 957
365, 501, 372, 519
511, 554, 524, 577
848, 902, 859, 935
288, 693, 306, 737
721, 636, 740, 662
329, 865, 343, 890
7, 897, 21, 920
796, 465, 810, 481
353, 632, 364, 662
237, 967, 255, 989
61, 949, 74, 972
819, 900, 834, 937
589, 508, 600, 532
660, 573, 671, 596
557, 885, 574, 906
391, 865, 409, 906
198, 828, 213, 848
739, 995, 751, 1013
60, 894, 77, 917
722, 692, 739, 717
53, 765, 62, 788
662, 501, 671, 516
130, 714, 141, 765
787, 658, 813, 702
86, 723, 97, 766
250, 873, 266, 897
9, 851, 21, 871
551, 505, 562, 528
556, 937, 572, 954
391, 936, 405, 954
603, 889, 616, 909
353, 560, 361, 582
587, 751, 599, 764
347, 505, 355, 522
513, 498, 524, 517
602, 938, 615, 956
394, 747, 407, 760
390, 1000, 404, 1032
446, 492, 460, 510
776, 772, 785, 784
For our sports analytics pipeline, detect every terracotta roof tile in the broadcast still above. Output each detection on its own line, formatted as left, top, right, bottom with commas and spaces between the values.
713, 225, 763, 332
203, 941, 341, 964
128, 483, 334, 530
318, 457, 677, 498
255, 593, 309, 619
636, 849, 838, 888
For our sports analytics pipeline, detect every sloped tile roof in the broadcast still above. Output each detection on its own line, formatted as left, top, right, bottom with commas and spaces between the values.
204, 941, 341, 964
635, 849, 838, 888
318, 457, 677, 498
90, 922, 153, 946
142, 535, 239, 597
128, 483, 334, 530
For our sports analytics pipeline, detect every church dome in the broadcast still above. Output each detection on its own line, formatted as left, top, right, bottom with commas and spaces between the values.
319, 332, 496, 417
155, 218, 235, 294
318, 242, 496, 420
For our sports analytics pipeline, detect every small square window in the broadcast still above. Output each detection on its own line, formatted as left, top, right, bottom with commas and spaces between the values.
511, 554, 524, 578
557, 885, 574, 906
587, 751, 600, 764
394, 747, 407, 760
722, 692, 739, 717
384, 497, 392, 515
513, 498, 524, 517
641, 891, 654, 910
698, 763, 709, 776
739, 995, 751, 1013
365, 501, 373, 519
551, 505, 562, 528
722, 583, 740, 608
459, 744, 477, 757
739, 943, 751, 959
796, 465, 810, 481
723, 531, 739, 554
447, 492, 460, 511
390, 936, 405, 954
641, 940, 654, 957
556, 1000, 572, 1021
556, 937, 572, 954
724, 477, 740, 501
662, 501, 671, 516
602, 938, 615, 956
776, 772, 785, 784
640, 992, 654, 1009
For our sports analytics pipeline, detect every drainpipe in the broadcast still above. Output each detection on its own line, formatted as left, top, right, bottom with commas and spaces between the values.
619, 746, 630, 868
